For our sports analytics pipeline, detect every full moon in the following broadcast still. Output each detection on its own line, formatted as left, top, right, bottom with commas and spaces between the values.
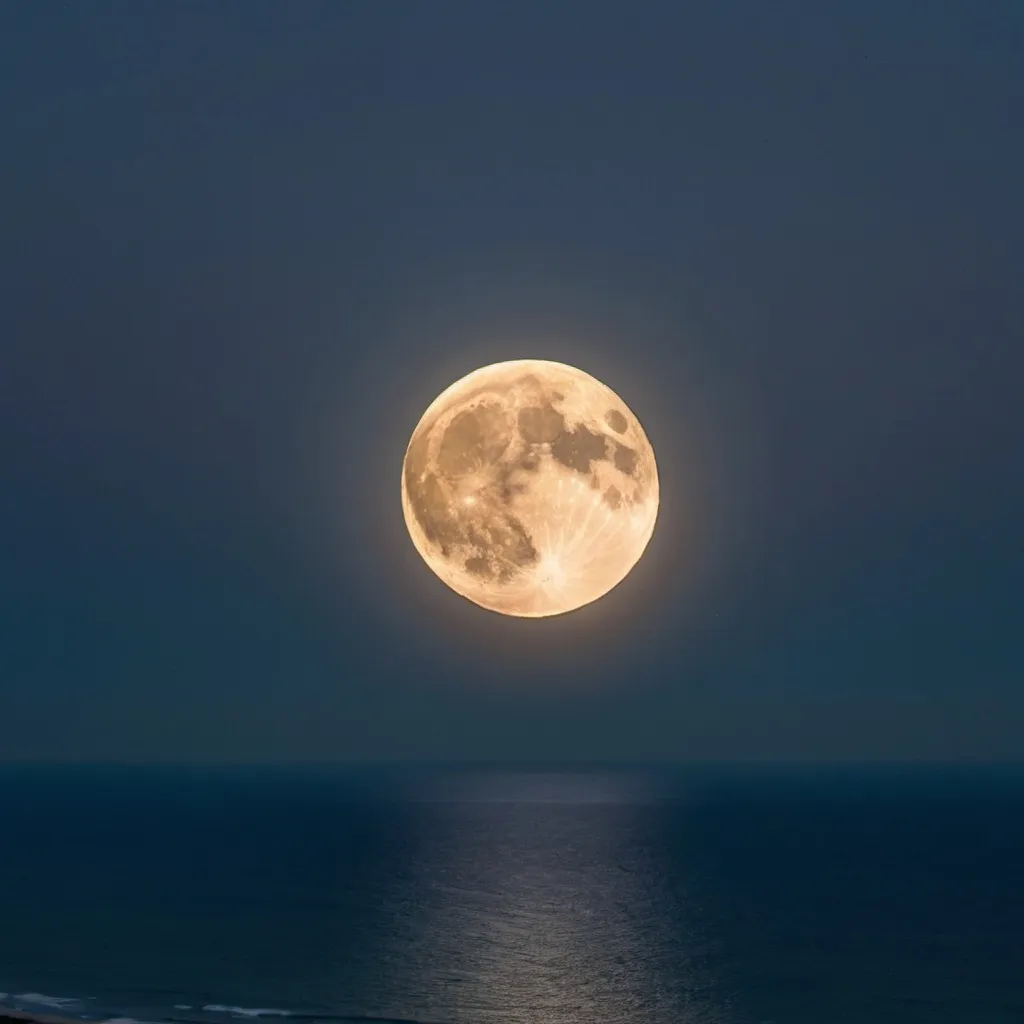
401, 359, 659, 617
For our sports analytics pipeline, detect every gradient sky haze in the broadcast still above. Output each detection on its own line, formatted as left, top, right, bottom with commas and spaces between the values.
2, 1, 1021, 761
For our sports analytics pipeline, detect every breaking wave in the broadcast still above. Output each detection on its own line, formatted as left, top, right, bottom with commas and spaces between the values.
9, 993, 82, 1010
201, 1009, 293, 1019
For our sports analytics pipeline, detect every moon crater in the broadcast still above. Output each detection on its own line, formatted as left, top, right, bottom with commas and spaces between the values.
402, 359, 659, 617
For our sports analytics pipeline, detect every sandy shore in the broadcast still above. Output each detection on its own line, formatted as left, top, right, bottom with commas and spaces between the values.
1, 1012, 196, 1024
0, 1013, 124, 1024
1, 1013, 96, 1024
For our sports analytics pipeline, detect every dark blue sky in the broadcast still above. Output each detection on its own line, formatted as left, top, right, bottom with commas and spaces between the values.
2, 1, 1021, 761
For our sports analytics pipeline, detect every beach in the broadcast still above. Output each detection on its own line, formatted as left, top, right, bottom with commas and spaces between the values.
2, 1014, 93, 1024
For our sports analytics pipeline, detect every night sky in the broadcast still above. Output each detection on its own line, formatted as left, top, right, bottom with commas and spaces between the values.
2, 2, 1021, 762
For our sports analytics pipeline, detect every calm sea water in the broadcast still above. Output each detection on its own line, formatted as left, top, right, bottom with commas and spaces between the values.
0, 765, 1021, 1024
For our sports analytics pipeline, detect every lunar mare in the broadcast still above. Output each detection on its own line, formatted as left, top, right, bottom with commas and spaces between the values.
401, 359, 659, 617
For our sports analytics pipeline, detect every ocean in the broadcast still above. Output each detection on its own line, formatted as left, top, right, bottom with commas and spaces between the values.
0, 764, 1021, 1024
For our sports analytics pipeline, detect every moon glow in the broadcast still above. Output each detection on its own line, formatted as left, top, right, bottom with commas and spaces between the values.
401, 360, 659, 617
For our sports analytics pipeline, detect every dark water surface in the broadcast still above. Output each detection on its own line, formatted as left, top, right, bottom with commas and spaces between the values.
1, 765, 1021, 1024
